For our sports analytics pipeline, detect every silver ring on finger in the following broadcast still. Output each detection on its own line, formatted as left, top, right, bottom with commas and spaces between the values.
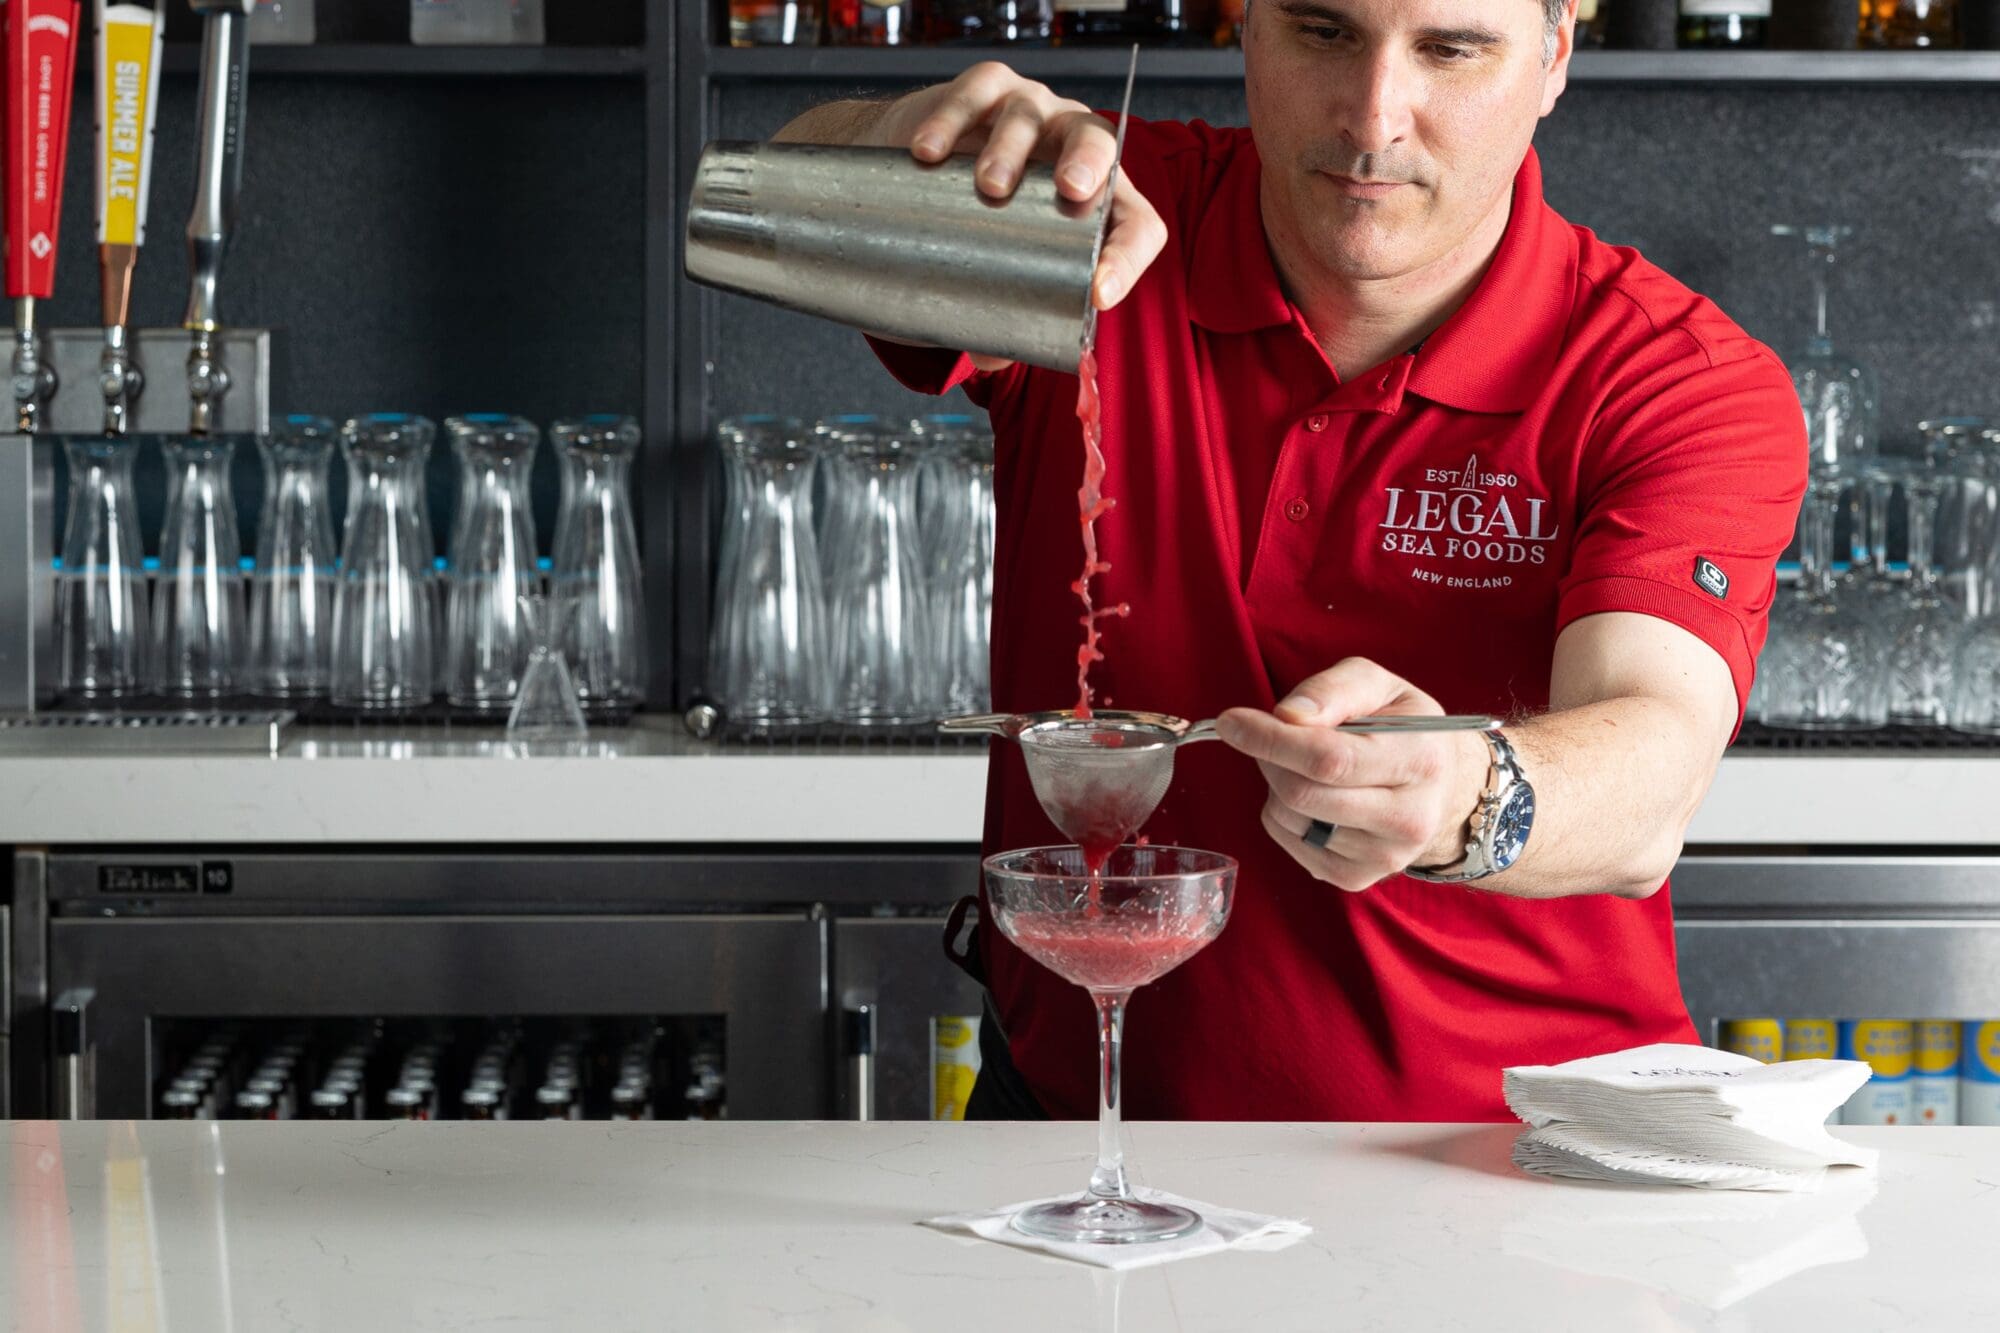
1301, 819, 1339, 850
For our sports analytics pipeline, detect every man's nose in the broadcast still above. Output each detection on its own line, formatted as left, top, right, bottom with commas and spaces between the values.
1339, 48, 1416, 158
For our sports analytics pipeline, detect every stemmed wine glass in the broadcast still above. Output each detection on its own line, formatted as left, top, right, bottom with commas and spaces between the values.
983, 845, 1236, 1244
1772, 225, 1879, 478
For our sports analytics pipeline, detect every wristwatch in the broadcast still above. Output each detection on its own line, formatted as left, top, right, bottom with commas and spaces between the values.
1404, 729, 1535, 884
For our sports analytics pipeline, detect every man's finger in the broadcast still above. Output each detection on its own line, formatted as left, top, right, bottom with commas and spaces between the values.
1275, 657, 1437, 727
908, 62, 1019, 160
1095, 182, 1167, 310
1217, 707, 1443, 789
974, 94, 1049, 197
1260, 801, 1374, 894
1257, 764, 1417, 838
1050, 109, 1117, 201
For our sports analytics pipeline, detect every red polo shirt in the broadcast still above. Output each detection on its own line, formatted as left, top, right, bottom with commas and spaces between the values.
872, 119, 1806, 1121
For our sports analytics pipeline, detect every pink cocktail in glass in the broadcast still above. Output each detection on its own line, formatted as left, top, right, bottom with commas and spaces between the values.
984, 845, 1236, 1244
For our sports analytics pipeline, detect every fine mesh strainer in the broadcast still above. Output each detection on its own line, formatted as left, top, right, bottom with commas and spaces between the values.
940, 709, 1500, 853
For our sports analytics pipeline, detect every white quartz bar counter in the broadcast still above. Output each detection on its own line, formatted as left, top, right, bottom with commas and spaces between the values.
0, 718, 1989, 844
1, 1119, 1990, 1332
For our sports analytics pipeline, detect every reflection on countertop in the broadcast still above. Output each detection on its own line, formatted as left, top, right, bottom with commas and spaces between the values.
5, 1120, 1990, 1333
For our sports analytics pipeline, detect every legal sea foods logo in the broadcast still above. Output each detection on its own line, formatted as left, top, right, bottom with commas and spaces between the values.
1378, 453, 1561, 589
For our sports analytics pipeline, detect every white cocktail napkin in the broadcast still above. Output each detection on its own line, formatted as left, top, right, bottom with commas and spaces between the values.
1504, 1043, 1879, 1192
921, 1188, 1312, 1269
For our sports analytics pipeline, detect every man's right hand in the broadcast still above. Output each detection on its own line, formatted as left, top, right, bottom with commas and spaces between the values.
857, 63, 1168, 324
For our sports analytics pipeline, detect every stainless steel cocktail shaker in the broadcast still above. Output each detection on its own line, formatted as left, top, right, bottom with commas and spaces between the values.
684, 141, 1105, 373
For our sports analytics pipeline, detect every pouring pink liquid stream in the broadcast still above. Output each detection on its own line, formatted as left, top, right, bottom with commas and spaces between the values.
1073, 348, 1134, 882
1072, 348, 1135, 886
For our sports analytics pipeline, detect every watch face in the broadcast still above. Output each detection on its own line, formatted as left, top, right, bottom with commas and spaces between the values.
1490, 784, 1535, 873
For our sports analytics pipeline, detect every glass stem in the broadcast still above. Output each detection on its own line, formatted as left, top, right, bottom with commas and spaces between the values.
1088, 990, 1131, 1202
1808, 238, 1835, 350
1803, 480, 1839, 600
1865, 476, 1893, 578
1909, 483, 1940, 595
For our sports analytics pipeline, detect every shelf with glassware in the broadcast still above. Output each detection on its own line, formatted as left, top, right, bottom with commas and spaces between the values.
1746, 225, 2000, 741
55, 414, 647, 729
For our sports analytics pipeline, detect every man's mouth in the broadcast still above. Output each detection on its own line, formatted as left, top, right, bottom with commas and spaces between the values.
1322, 173, 1410, 201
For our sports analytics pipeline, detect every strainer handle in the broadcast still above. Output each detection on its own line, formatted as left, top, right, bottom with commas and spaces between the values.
937, 714, 1016, 738
1184, 713, 1501, 741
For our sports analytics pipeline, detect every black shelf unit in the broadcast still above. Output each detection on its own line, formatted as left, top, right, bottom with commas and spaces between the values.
159, 42, 649, 78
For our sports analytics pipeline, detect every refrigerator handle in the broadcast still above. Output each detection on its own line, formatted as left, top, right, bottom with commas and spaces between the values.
843, 1004, 876, 1122
51, 987, 95, 1119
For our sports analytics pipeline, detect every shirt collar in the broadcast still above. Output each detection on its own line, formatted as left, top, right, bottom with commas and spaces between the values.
1188, 146, 1577, 416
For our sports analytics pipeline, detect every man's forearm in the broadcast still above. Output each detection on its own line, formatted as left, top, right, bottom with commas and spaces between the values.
773, 98, 897, 147
1441, 697, 1722, 902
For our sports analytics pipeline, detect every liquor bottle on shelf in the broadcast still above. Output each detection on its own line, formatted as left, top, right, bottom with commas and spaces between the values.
729, 0, 823, 46
1860, 0, 1960, 46
1213, 0, 1243, 45
925, 0, 1055, 42
1679, 0, 1771, 45
1576, 0, 1609, 47
1056, 0, 1211, 44
830, 0, 916, 43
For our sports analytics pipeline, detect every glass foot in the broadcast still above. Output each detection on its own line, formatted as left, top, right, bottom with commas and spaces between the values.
1010, 1194, 1203, 1245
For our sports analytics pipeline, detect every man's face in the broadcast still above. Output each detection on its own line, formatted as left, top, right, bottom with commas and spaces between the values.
1245, 0, 1572, 284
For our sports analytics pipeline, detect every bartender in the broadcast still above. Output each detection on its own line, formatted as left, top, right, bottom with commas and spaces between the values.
776, 0, 1807, 1120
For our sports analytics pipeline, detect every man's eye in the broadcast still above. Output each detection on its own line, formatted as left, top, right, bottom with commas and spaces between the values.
1302, 24, 1349, 43
1425, 44, 1477, 61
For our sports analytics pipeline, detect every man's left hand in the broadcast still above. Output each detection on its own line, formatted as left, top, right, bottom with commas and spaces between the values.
1213, 658, 1491, 892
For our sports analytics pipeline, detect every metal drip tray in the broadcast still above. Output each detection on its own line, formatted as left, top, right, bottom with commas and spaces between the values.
0, 710, 294, 754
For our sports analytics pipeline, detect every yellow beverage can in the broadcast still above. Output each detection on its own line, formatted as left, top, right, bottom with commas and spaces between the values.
1718, 1018, 1783, 1064
931, 1015, 982, 1121
1837, 1020, 1914, 1125
1963, 1021, 2000, 1127
1913, 1020, 1961, 1126
1783, 1018, 1837, 1061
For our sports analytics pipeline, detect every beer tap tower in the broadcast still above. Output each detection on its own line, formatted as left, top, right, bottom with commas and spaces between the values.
0, 0, 270, 716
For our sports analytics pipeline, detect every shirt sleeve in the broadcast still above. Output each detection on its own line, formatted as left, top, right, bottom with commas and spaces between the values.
861, 336, 1027, 409
1557, 333, 1808, 723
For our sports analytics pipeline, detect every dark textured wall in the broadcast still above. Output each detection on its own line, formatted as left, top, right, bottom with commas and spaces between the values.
41, 73, 644, 553
708, 78, 2000, 452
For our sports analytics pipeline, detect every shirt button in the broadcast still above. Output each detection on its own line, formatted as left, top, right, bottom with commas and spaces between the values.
1305, 414, 1329, 433
1285, 499, 1310, 522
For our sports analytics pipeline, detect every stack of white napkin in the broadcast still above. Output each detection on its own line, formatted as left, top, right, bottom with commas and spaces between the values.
1503, 1043, 1880, 1191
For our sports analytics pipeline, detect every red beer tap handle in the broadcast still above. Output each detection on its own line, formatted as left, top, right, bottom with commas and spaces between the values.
5, 0, 82, 302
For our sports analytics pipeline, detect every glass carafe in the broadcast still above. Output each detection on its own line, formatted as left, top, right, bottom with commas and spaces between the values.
331, 415, 438, 712
709, 416, 828, 728
823, 419, 931, 725
552, 415, 646, 713
249, 416, 339, 700
443, 415, 540, 716
150, 437, 245, 699
58, 436, 149, 700
920, 420, 996, 716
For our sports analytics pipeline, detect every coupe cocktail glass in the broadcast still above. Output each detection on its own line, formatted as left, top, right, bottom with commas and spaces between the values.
983, 845, 1236, 1244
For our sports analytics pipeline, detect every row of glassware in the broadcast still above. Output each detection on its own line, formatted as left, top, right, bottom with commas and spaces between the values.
1752, 420, 2000, 732
58, 413, 645, 717
708, 412, 995, 729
